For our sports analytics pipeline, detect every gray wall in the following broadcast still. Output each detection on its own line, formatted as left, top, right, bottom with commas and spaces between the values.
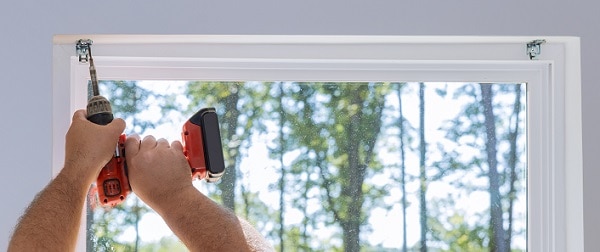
1, 1, 597, 250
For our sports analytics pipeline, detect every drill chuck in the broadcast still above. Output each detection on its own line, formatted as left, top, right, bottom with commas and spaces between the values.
87, 95, 114, 125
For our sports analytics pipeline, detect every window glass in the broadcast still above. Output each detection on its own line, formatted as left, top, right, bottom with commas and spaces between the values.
89, 80, 527, 251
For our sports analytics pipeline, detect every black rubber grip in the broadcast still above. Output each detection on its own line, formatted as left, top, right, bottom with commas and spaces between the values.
87, 112, 114, 125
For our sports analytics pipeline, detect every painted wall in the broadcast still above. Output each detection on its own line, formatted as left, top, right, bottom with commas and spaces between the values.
1, 0, 597, 250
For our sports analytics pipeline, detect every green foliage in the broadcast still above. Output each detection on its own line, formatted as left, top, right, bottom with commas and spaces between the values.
428, 200, 488, 252
283, 82, 391, 251
432, 83, 527, 250
91, 80, 527, 251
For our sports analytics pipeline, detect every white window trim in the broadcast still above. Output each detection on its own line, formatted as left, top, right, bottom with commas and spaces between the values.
52, 35, 583, 252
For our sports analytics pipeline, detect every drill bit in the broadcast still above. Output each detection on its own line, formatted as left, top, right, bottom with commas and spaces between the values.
88, 46, 99, 96
84, 40, 114, 125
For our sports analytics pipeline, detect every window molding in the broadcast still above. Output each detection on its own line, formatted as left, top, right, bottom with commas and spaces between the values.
52, 35, 582, 251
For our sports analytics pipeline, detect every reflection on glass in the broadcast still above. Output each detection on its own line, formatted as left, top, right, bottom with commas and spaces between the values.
88, 81, 527, 252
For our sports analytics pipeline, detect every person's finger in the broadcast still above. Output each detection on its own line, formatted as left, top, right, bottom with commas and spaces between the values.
72, 109, 87, 121
171, 140, 183, 151
157, 138, 170, 148
141, 135, 157, 150
125, 134, 142, 157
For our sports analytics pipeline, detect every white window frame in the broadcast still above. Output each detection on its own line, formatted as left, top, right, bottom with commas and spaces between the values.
52, 35, 583, 252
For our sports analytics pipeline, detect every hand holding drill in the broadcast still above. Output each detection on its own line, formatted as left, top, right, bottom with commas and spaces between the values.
83, 41, 225, 207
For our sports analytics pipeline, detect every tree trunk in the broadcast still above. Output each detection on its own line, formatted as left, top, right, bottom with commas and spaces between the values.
299, 83, 385, 251
298, 84, 317, 250
86, 187, 95, 252
397, 83, 409, 252
134, 198, 140, 252
342, 87, 367, 252
419, 83, 428, 252
277, 82, 286, 252
506, 84, 522, 250
219, 83, 241, 211
301, 167, 311, 250
480, 84, 507, 252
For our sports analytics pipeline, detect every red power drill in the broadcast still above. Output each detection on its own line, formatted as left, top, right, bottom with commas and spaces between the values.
82, 40, 225, 207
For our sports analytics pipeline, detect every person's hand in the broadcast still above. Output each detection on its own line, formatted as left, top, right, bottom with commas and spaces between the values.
124, 134, 194, 212
63, 109, 126, 186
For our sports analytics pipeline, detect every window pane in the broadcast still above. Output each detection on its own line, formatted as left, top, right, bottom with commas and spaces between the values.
89, 81, 527, 251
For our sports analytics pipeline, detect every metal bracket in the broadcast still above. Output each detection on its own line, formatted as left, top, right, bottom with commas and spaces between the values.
527, 39, 546, 60
76, 39, 93, 63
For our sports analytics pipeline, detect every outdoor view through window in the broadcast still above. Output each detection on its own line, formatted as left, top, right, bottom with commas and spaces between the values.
87, 80, 527, 252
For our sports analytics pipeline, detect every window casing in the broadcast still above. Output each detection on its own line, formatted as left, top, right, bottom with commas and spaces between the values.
52, 35, 583, 251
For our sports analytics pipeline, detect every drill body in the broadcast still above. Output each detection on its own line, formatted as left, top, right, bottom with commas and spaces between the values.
93, 108, 226, 207
95, 134, 129, 206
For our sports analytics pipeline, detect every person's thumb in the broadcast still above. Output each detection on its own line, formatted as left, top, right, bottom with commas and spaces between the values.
109, 118, 126, 135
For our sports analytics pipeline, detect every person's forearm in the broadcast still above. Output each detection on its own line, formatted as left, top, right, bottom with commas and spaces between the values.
154, 186, 273, 252
237, 216, 276, 252
8, 165, 90, 251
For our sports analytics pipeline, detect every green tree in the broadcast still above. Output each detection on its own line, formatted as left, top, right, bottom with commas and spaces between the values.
273, 82, 288, 251
433, 83, 526, 251
505, 84, 523, 249
287, 82, 390, 251
480, 84, 506, 252
98, 80, 526, 251
284, 83, 327, 250
428, 200, 488, 252
418, 82, 429, 252
396, 82, 410, 252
